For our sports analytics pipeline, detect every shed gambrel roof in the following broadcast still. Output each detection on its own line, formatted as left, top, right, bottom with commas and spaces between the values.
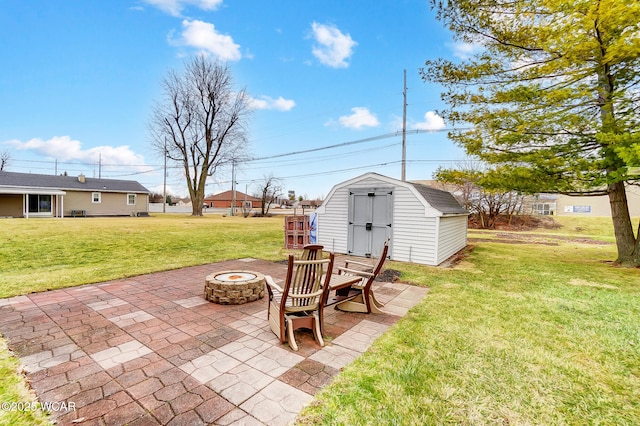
0, 171, 149, 193
318, 172, 468, 216
410, 182, 468, 215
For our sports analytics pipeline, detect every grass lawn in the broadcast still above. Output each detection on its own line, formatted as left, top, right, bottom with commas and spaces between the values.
0, 215, 286, 298
1, 214, 639, 425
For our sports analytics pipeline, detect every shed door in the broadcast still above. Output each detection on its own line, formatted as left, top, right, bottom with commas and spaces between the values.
348, 189, 392, 257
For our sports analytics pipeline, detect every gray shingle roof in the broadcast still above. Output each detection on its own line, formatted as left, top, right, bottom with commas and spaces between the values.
411, 183, 468, 215
0, 171, 149, 193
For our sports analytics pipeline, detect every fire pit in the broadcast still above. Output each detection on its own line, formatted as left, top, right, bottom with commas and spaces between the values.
204, 270, 266, 305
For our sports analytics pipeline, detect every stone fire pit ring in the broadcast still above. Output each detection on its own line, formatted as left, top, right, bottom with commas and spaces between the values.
204, 270, 266, 305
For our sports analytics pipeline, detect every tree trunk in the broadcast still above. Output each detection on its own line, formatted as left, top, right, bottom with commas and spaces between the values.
191, 191, 204, 216
608, 181, 640, 265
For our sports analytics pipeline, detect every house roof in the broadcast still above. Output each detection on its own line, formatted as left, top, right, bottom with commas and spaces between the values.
0, 171, 149, 194
204, 190, 261, 202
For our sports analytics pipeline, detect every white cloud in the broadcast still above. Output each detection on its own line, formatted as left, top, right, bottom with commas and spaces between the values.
174, 19, 241, 61
8, 136, 150, 173
413, 111, 446, 131
148, 183, 182, 196
310, 22, 357, 68
449, 41, 482, 60
249, 96, 296, 111
337, 107, 379, 129
142, 0, 223, 17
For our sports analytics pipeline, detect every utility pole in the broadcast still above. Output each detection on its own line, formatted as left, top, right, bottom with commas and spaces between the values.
98, 153, 102, 179
231, 160, 236, 216
402, 69, 407, 181
163, 138, 167, 213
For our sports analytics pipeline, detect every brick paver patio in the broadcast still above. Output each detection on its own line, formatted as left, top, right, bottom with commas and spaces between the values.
0, 258, 427, 425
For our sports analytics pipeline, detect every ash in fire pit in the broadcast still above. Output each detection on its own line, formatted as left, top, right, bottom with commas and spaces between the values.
214, 272, 258, 282
204, 270, 265, 304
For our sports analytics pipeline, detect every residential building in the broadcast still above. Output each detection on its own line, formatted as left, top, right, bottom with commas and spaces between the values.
0, 171, 150, 218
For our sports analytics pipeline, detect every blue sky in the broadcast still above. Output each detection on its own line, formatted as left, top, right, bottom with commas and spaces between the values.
0, 0, 472, 199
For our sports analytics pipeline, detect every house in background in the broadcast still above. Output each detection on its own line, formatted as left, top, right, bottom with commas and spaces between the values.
297, 199, 323, 209
315, 172, 468, 266
204, 190, 263, 210
532, 185, 640, 216
0, 171, 150, 218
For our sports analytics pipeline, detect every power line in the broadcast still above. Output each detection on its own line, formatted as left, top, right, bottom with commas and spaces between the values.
248, 142, 401, 168
247, 132, 400, 161
7, 127, 467, 192
10, 128, 459, 170
247, 128, 463, 162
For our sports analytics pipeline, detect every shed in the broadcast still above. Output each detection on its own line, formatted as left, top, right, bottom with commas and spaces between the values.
314, 172, 468, 266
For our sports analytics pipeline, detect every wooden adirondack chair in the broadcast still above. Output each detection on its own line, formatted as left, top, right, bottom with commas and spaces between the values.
299, 244, 324, 261
265, 253, 334, 351
332, 239, 389, 314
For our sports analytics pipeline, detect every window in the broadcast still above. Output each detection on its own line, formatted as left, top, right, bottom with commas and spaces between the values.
28, 194, 52, 213
532, 202, 555, 215
92, 192, 101, 203
127, 194, 136, 205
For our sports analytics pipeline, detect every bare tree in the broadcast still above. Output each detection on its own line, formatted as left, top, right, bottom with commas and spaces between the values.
256, 174, 283, 216
150, 55, 251, 216
434, 159, 526, 229
0, 151, 10, 171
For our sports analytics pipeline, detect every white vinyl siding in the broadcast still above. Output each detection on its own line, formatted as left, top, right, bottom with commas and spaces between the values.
436, 215, 468, 264
390, 184, 437, 265
317, 185, 351, 254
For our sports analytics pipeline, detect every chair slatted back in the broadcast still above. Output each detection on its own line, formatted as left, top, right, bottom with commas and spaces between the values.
300, 244, 324, 261
282, 255, 332, 311
372, 239, 390, 276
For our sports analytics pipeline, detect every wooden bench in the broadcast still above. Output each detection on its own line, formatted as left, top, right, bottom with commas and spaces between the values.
70, 209, 86, 217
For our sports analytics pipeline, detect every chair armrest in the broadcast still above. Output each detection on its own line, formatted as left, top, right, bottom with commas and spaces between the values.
344, 260, 373, 269
337, 267, 374, 278
265, 275, 284, 293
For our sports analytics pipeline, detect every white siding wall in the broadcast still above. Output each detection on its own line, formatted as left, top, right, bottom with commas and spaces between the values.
391, 185, 438, 265
316, 185, 350, 253
436, 215, 468, 264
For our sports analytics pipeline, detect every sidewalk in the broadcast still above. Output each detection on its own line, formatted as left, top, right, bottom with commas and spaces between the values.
0, 258, 427, 425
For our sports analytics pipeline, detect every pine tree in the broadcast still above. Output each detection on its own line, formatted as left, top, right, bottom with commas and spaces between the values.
422, 0, 640, 265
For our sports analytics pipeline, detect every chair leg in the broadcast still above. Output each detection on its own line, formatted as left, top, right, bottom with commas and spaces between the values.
269, 302, 287, 344
336, 292, 385, 314
312, 312, 324, 347
285, 316, 299, 351
368, 294, 385, 314
371, 292, 385, 309
335, 294, 368, 313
